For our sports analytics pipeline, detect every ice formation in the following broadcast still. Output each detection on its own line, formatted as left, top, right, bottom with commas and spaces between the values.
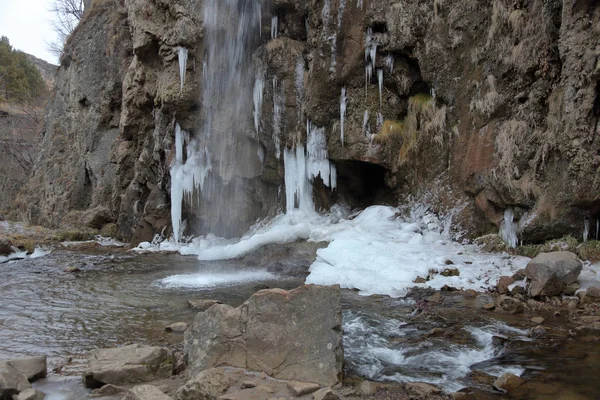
340, 87, 347, 146
178, 47, 188, 92
271, 15, 278, 39
307, 122, 337, 189
384, 54, 394, 72
500, 208, 519, 248
377, 69, 383, 107
584, 218, 590, 242
253, 70, 264, 134
362, 110, 370, 136
295, 57, 305, 119
273, 77, 283, 159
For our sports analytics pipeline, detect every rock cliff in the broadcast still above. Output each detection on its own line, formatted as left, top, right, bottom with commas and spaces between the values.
14, 0, 600, 244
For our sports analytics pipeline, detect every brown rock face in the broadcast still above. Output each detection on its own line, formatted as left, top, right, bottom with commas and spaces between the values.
184, 285, 343, 387
14, 0, 600, 243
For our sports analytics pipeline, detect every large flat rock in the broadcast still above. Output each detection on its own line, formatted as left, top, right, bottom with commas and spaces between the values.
184, 285, 343, 386
0, 361, 31, 399
6, 356, 47, 382
83, 344, 172, 388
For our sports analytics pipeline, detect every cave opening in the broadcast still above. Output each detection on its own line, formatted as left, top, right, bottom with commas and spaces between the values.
330, 160, 394, 210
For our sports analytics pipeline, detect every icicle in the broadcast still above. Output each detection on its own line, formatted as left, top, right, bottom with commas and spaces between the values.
365, 63, 372, 98
340, 87, 347, 146
284, 145, 313, 212
273, 77, 283, 159
377, 69, 383, 107
295, 57, 305, 119
271, 15, 278, 39
338, 0, 346, 29
306, 121, 337, 190
175, 123, 184, 164
431, 87, 437, 99
500, 208, 519, 248
253, 70, 264, 134
384, 54, 394, 72
584, 218, 590, 242
356, 0, 364, 9
376, 112, 384, 131
178, 47, 188, 93
362, 110, 370, 136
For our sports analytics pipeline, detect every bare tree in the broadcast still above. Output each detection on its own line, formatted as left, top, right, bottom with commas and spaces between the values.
47, 0, 86, 60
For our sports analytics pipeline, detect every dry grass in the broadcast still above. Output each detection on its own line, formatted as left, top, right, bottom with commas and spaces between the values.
470, 75, 502, 117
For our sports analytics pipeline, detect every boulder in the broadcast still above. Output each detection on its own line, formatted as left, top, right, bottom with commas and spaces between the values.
495, 276, 514, 294
165, 322, 188, 333
312, 387, 339, 400
493, 373, 525, 392
0, 239, 13, 256
0, 362, 31, 399
82, 344, 172, 388
12, 388, 46, 400
524, 252, 583, 297
495, 296, 524, 314
90, 384, 128, 397
184, 285, 343, 387
174, 367, 322, 400
6, 357, 47, 382
122, 385, 172, 400
187, 300, 222, 312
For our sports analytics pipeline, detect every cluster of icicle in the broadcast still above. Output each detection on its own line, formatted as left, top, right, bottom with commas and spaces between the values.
284, 122, 337, 212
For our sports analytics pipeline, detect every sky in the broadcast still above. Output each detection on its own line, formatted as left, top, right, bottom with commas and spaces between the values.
0, 0, 60, 64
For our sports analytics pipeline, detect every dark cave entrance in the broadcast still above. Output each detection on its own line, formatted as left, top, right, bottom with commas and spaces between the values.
313, 160, 394, 211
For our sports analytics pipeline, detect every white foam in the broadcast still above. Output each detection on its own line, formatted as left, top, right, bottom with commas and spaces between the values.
0, 247, 52, 263
158, 270, 276, 289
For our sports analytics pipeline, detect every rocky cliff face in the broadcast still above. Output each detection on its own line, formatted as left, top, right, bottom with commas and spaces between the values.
14, 0, 600, 244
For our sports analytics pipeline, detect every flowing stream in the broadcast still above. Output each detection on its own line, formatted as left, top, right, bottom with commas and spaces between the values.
1, 247, 600, 399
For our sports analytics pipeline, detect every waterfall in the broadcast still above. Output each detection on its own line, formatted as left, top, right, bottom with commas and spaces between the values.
340, 87, 347, 146
500, 208, 519, 248
178, 47, 188, 92
584, 218, 590, 242
171, 0, 265, 239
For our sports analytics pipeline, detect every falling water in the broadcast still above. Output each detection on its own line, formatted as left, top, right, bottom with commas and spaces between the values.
340, 87, 347, 146
178, 47, 188, 92
584, 218, 590, 242
171, 0, 265, 239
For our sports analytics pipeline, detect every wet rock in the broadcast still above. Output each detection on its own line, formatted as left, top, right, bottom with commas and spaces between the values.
165, 322, 188, 333
469, 370, 495, 386
312, 387, 339, 400
495, 276, 514, 294
405, 382, 443, 397
441, 285, 459, 292
90, 384, 127, 396
6, 356, 47, 382
356, 381, 381, 396
266, 260, 311, 277
482, 303, 495, 311
184, 285, 342, 386
413, 276, 427, 284
0, 239, 13, 256
428, 293, 444, 303
0, 362, 31, 398
174, 367, 319, 400
531, 316, 545, 324
122, 385, 172, 400
462, 289, 478, 298
83, 344, 172, 388
524, 252, 583, 297
171, 351, 186, 375
496, 296, 524, 314
286, 381, 320, 396
529, 326, 547, 338
493, 373, 525, 392
12, 388, 46, 400
63, 267, 81, 273
563, 282, 581, 296
580, 286, 600, 304
441, 268, 459, 277
187, 300, 222, 312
